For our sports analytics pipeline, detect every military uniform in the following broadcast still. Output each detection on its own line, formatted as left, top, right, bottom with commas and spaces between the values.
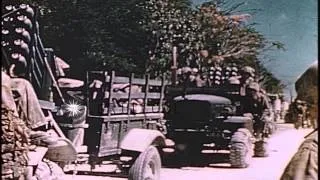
281, 61, 318, 179
2, 71, 48, 129
242, 82, 271, 137
239, 66, 255, 96
280, 130, 318, 180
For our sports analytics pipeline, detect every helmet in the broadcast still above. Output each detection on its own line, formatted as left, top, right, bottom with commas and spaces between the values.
241, 66, 255, 77
191, 68, 199, 74
181, 67, 192, 74
228, 76, 241, 84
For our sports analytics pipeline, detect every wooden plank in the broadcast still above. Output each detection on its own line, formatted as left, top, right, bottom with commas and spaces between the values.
102, 106, 160, 115
87, 113, 164, 122
39, 99, 56, 110
88, 71, 165, 86
101, 113, 164, 122
106, 92, 161, 99
103, 107, 129, 114
148, 79, 163, 86
75, 145, 88, 153
145, 106, 161, 113
58, 123, 89, 128
106, 76, 163, 86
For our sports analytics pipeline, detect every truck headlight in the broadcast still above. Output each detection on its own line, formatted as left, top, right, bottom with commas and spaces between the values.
64, 101, 81, 117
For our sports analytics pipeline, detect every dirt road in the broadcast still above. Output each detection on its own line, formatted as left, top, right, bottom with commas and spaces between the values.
65, 124, 312, 180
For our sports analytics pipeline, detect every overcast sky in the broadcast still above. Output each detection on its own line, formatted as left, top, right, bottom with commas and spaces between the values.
193, 0, 318, 97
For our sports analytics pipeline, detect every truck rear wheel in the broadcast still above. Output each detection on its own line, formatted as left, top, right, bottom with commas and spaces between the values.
229, 128, 253, 168
128, 146, 161, 180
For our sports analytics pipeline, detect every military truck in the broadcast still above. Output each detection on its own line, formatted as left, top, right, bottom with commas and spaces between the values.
2, 3, 168, 180
165, 83, 270, 168
59, 70, 168, 180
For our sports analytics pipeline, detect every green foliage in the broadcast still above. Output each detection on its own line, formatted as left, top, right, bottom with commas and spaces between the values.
8, 0, 284, 92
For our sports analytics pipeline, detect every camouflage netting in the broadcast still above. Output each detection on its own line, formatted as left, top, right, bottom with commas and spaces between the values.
1, 105, 30, 180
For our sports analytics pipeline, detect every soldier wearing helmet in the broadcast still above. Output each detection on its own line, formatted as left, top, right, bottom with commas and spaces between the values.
178, 67, 204, 87
239, 66, 256, 96
242, 82, 272, 139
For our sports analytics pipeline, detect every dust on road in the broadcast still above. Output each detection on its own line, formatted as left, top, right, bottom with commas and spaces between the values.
65, 125, 312, 180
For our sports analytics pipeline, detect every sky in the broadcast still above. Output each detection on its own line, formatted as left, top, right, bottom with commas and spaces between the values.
193, 0, 318, 98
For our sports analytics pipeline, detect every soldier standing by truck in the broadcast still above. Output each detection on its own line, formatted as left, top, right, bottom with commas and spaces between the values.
2, 67, 67, 180
242, 82, 272, 136
241, 82, 272, 156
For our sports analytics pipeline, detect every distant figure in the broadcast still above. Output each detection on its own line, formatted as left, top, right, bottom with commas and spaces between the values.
274, 95, 282, 122
281, 100, 289, 120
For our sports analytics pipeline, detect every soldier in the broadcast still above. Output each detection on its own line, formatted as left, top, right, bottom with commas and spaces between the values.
2, 69, 65, 179
280, 130, 318, 180
2, 64, 63, 146
242, 82, 272, 139
2, 65, 48, 130
179, 67, 204, 87
190, 68, 205, 87
281, 60, 318, 179
239, 66, 256, 96
294, 99, 307, 129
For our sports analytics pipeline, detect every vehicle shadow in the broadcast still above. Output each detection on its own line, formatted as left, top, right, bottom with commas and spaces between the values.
162, 150, 234, 169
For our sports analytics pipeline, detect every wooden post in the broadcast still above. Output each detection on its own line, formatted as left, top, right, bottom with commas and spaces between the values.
144, 74, 150, 113
143, 74, 150, 128
171, 46, 177, 86
127, 73, 134, 116
86, 71, 90, 115
159, 75, 165, 113
108, 71, 115, 116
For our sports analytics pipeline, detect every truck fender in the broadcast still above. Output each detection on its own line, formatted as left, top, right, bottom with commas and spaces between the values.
225, 116, 254, 134
45, 138, 77, 162
120, 128, 165, 152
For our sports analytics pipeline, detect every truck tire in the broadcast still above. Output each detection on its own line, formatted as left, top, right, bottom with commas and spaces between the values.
254, 141, 269, 157
264, 121, 275, 138
34, 159, 65, 180
128, 146, 161, 180
230, 128, 253, 168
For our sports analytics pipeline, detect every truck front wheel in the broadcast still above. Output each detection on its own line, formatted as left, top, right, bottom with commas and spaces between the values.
128, 146, 161, 180
229, 128, 253, 168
